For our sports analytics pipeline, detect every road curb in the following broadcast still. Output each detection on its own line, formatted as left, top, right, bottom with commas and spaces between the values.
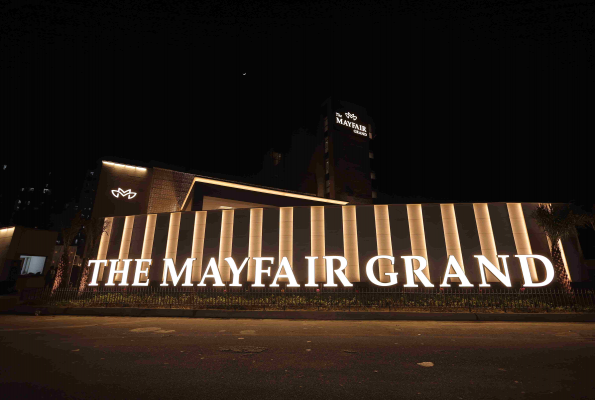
6, 305, 595, 322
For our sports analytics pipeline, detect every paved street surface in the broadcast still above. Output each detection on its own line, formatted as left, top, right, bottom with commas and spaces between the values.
1, 315, 594, 399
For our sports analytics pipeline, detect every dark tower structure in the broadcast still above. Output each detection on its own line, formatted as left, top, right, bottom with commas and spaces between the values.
311, 98, 376, 204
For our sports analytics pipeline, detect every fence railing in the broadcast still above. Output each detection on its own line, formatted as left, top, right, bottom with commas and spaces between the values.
20, 286, 595, 313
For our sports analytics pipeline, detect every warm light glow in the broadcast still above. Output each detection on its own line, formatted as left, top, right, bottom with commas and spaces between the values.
473, 203, 500, 282
182, 177, 349, 208
278, 208, 293, 283
247, 208, 263, 283
342, 206, 360, 282
440, 204, 463, 283
407, 205, 431, 281
163, 213, 181, 282
311, 206, 326, 282
507, 203, 538, 282
115, 216, 134, 283
96, 218, 113, 282
374, 205, 394, 283
191, 212, 207, 282
218, 210, 234, 282
140, 214, 157, 283
102, 161, 147, 171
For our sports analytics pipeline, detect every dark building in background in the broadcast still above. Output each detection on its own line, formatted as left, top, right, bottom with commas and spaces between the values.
8, 170, 57, 230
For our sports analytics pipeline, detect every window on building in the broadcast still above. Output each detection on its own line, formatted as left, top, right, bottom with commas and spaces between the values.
326, 180, 330, 193
19, 255, 46, 275
29, 188, 34, 192
372, 191, 377, 199
368, 125, 373, 139
369, 151, 374, 159
324, 117, 328, 132
371, 171, 376, 180
325, 160, 329, 174
325, 137, 329, 153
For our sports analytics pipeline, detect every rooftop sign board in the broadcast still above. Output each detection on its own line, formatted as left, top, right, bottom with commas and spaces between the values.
335, 111, 368, 137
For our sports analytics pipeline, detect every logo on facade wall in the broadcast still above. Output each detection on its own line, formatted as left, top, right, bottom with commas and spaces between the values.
111, 188, 137, 199
335, 112, 367, 137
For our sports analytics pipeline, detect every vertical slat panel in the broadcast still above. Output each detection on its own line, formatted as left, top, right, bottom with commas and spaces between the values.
217, 210, 234, 282
374, 205, 394, 283
387, 205, 411, 281
115, 215, 135, 283
310, 206, 325, 283
102, 217, 125, 282
507, 203, 538, 282
342, 206, 360, 282
453, 204, 483, 283
487, 203, 523, 283
261, 208, 279, 285
173, 212, 196, 280
278, 207, 294, 283
474, 203, 500, 282
292, 207, 311, 284
246, 208, 263, 283
522, 203, 553, 282
127, 215, 147, 284
201, 210, 222, 281
139, 214, 157, 284
163, 212, 182, 282
356, 205, 376, 283
440, 204, 464, 283
148, 213, 171, 283
230, 209, 251, 284
421, 204, 446, 284
191, 212, 207, 282
407, 204, 431, 281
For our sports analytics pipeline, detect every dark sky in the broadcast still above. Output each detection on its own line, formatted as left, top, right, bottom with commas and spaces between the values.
2, 0, 594, 215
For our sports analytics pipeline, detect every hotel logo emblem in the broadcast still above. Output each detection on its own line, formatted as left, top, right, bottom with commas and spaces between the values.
111, 188, 137, 199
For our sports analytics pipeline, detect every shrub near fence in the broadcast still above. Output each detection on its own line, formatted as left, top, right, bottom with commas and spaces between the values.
20, 287, 595, 313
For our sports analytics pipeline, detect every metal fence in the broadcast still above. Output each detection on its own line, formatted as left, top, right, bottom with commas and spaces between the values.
20, 286, 595, 313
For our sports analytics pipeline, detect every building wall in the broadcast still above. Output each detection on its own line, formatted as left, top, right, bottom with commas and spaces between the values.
90, 203, 585, 286
0, 226, 58, 282
92, 162, 153, 218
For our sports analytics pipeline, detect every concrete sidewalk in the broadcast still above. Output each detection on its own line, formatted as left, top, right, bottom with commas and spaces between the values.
7, 305, 595, 322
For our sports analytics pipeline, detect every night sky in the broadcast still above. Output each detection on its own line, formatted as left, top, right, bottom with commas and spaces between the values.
2, 0, 594, 223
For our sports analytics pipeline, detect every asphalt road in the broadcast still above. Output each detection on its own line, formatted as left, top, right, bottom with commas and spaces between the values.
1, 315, 594, 400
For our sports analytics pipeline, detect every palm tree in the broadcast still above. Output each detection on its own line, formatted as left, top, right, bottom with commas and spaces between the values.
531, 204, 589, 293
78, 217, 109, 293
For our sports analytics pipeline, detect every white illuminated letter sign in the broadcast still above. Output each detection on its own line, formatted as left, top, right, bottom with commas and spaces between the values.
225, 257, 249, 287
516, 255, 555, 287
132, 259, 152, 286
440, 256, 473, 287
402, 256, 434, 287
476, 255, 512, 287
323, 256, 353, 287
271, 257, 300, 287
88, 260, 107, 286
105, 259, 130, 286
252, 257, 274, 287
161, 258, 195, 287
197, 258, 225, 287
366, 256, 398, 287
